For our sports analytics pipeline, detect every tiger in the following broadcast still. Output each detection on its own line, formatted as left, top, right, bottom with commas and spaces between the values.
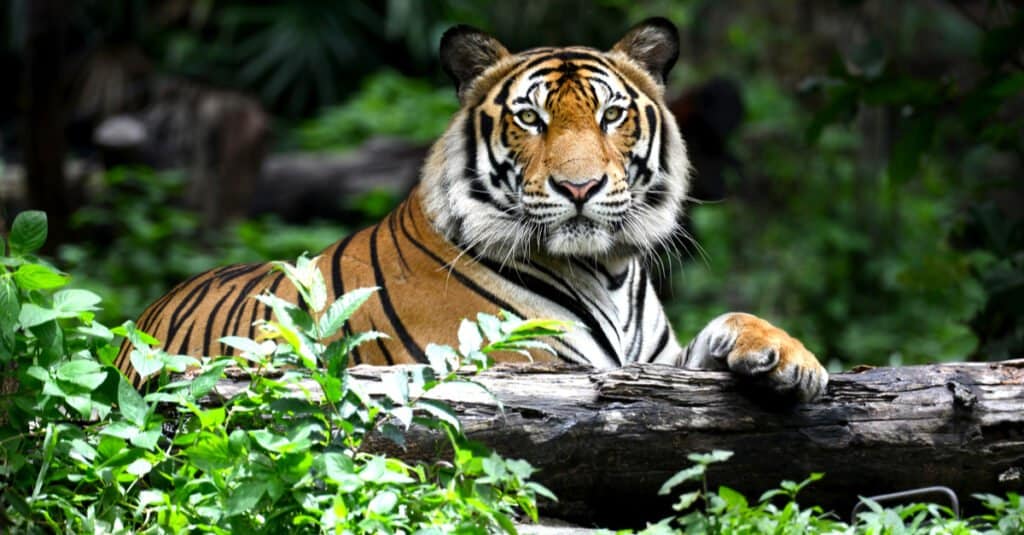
116, 18, 828, 401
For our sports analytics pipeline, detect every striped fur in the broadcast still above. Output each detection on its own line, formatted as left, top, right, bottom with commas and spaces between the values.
117, 19, 828, 400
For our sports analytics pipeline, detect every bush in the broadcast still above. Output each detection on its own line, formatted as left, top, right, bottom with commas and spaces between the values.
295, 70, 460, 151
632, 451, 1023, 535
2, 211, 559, 533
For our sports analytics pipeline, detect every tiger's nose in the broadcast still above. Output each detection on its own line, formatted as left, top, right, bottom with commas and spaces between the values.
549, 175, 607, 205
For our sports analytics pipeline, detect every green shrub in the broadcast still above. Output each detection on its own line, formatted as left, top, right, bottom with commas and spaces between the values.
296, 70, 460, 151
2, 211, 559, 533
630, 451, 1023, 535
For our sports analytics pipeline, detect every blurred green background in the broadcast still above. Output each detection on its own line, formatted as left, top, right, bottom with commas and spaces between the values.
1, 0, 1021, 371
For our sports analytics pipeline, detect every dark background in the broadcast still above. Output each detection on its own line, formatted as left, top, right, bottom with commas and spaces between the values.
1, 0, 1021, 370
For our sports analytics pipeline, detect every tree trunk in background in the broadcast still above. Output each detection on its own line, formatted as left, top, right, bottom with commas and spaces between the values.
23, 0, 69, 252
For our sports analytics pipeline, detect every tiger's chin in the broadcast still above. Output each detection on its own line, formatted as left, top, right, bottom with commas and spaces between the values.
544, 221, 617, 257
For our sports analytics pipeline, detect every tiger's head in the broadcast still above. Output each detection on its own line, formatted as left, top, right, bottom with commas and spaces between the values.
421, 18, 690, 261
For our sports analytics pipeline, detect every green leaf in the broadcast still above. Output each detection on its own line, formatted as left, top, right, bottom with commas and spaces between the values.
191, 361, 229, 398
117, 376, 148, 426
358, 456, 387, 483
415, 399, 461, 432
185, 433, 234, 471
225, 481, 267, 517
0, 278, 18, 358
126, 458, 153, 477
718, 486, 748, 510
658, 465, 705, 496
9, 211, 48, 255
113, 322, 161, 347
13, 264, 69, 290
129, 349, 164, 379
220, 336, 272, 358
52, 289, 102, 314
317, 287, 378, 337
687, 450, 734, 465
56, 359, 107, 390
250, 429, 310, 453
329, 331, 387, 369
390, 406, 413, 429
458, 318, 483, 355
26, 365, 49, 382
97, 435, 127, 459
129, 429, 161, 450
477, 312, 503, 343
673, 490, 701, 512
367, 490, 398, 515
17, 303, 58, 328
68, 438, 97, 463
381, 370, 409, 406
425, 343, 459, 375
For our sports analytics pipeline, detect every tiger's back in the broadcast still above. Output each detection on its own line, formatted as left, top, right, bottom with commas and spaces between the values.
116, 192, 563, 387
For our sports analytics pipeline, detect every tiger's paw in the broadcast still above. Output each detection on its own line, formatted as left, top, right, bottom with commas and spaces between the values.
684, 312, 828, 402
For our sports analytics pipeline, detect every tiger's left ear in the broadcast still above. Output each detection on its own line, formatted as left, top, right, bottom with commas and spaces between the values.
611, 17, 680, 85
440, 25, 510, 103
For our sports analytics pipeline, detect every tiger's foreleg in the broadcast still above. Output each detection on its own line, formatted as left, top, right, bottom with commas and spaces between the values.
662, 312, 829, 402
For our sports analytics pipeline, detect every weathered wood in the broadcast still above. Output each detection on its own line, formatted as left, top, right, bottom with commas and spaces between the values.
212, 360, 1024, 527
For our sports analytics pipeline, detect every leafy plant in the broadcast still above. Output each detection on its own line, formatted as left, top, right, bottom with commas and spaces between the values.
296, 70, 460, 151
2, 211, 560, 533
625, 451, 1023, 535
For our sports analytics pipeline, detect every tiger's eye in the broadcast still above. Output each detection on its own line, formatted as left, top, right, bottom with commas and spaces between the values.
603, 107, 624, 123
516, 109, 540, 126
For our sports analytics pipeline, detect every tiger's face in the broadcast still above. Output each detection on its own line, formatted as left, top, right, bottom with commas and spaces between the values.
422, 19, 690, 261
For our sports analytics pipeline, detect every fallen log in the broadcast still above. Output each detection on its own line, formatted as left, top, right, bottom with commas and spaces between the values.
212, 360, 1024, 527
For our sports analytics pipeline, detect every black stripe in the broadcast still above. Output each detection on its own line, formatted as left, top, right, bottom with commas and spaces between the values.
645, 182, 669, 209
327, 232, 365, 366
175, 323, 195, 355
642, 105, 659, 184
329, 234, 356, 296
225, 270, 269, 341
369, 224, 428, 363
659, 105, 670, 174
203, 290, 234, 356
634, 269, 648, 332
215, 263, 263, 283
479, 257, 620, 365
522, 50, 612, 72
649, 324, 670, 363
167, 278, 213, 345
529, 261, 619, 343
262, 272, 287, 322
397, 206, 524, 318
463, 108, 478, 180
369, 319, 395, 365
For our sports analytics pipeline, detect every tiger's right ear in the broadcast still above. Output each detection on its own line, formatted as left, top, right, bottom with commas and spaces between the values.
440, 25, 509, 103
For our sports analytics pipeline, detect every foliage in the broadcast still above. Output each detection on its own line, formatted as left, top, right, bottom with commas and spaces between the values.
1, 211, 560, 533
614, 451, 1024, 535
664, 3, 1022, 368
295, 70, 460, 151
796, 4, 1024, 363
160, 1, 387, 116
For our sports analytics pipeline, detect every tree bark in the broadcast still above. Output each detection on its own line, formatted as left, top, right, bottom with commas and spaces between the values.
23, 0, 70, 252
212, 360, 1024, 527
